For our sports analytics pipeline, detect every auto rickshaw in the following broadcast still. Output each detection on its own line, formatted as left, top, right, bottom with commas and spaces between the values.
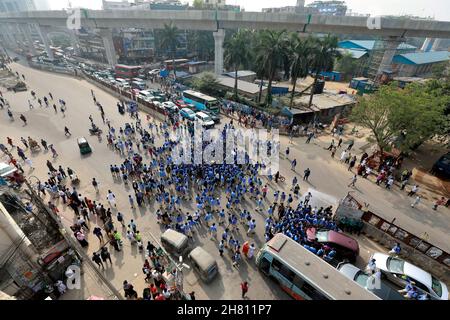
77, 137, 92, 155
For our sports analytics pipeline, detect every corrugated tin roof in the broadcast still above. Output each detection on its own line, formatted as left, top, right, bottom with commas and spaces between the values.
223, 70, 257, 78
339, 40, 416, 51
291, 93, 356, 114
217, 76, 267, 95
393, 51, 450, 65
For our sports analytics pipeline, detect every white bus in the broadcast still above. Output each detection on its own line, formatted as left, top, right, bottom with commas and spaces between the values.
255, 233, 381, 300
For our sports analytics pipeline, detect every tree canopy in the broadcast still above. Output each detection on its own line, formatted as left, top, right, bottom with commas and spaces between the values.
192, 72, 220, 96
351, 81, 450, 154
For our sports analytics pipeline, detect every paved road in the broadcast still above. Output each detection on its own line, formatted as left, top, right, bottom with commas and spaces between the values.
1, 61, 448, 300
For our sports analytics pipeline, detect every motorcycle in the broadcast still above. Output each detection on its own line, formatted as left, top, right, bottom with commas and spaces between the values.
89, 124, 102, 135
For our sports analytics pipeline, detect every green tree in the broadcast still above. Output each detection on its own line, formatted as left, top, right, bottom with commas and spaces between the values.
255, 30, 289, 106
308, 35, 341, 109
193, 0, 204, 9
192, 72, 220, 95
224, 30, 253, 100
288, 34, 313, 108
335, 51, 360, 80
431, 61, 450, 81
350, 82, 449, 154
187, 30, 214, 61
159, 22, 180, 78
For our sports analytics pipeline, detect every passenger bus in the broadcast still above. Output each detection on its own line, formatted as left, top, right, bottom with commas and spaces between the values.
182, 90, 220, 114
164, 58, 189, 70
115, 64, 142, 79
255, 233, 381, 300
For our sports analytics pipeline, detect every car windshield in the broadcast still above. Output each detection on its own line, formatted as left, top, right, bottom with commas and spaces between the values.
203, 115, 212, 122
386, 257, 405, 273
431, 277, 443, 297
354, 271, 370, 287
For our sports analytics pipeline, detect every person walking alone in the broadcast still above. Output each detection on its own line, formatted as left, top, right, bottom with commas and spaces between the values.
92, 178, 99, 193
64, 126, 71, 136
348, 175, 357, 188
241, 281, 249, 299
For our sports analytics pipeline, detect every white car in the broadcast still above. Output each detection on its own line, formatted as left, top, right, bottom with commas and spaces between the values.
162, 101, 178, 114
148, 69, 160, 76
152, 101, 164, 111
370, 252, 449, 300
138, 90, 154, 102
195, 111, 215, 128
336, 262, 404, 300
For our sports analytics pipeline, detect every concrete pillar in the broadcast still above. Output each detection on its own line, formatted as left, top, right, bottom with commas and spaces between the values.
3, 25, 18, 49
0, 25, 13, 49
431, 39, 443, 51
0, 202, 38, 262
69, 31, 81, 56
36, 25, 54, 60
19, 24, 37, 55
98, 28, 117, 67
376, 36, 402, 76
420, 38, 434, 52
213, 28, 225, 75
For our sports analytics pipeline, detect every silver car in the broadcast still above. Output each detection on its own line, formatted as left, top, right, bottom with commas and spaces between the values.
371, 252, 449, 300
337, 262, 405, 300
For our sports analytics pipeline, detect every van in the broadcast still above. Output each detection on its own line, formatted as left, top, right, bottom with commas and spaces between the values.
131, 81, 146, 90
160, 229, 189, 257
188, 247, 218, 283
195, 112, 215, 129
115, 78, 129, 87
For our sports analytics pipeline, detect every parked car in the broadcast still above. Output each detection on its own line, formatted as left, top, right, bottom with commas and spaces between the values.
195, 111, 215, 129
115, 78, 129, 87
149, 69, 160, 76
336, 262, 405, 300
370, 252, 449, 300
180, 108, 196, 121
138, 90, 154, 102
175, 100, 188, 108
315, 230, 359, 263
202, 110, 220, 124
431, 152, 450, 178
152, 101, 164, 111
162, 101, 179, 114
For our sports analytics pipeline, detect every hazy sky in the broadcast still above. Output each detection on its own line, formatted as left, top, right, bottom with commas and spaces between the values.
48, 0, 450, 21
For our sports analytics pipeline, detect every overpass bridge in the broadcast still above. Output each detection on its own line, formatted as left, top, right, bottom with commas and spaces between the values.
1, 10, 449, 74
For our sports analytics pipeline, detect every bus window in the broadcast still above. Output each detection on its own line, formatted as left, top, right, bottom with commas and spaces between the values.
301, 281, 328, 300
272, 259, 296, 282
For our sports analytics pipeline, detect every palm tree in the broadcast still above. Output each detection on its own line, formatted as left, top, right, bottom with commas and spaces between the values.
289, 34, 313, 108
255, 30, 288, 106
159, 22, 180, 78
224, 30, 252, 100
308, 35, 341, 110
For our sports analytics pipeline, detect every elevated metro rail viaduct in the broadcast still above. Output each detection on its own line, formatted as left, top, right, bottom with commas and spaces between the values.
1, 10, 450, 74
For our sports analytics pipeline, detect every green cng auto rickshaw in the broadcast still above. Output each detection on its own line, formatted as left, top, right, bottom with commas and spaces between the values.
77, 137, 92, 155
